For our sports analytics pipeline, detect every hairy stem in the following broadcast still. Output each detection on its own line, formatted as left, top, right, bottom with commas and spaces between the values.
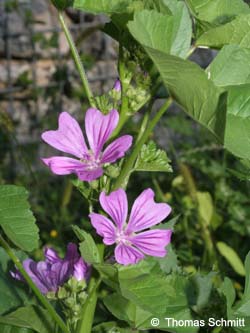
0, 234, 70, 333
58, 11, 95, 107
112, 98, 172, 190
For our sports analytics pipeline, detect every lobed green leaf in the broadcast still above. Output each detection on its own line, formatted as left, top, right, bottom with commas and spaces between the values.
0, 185, 39, 252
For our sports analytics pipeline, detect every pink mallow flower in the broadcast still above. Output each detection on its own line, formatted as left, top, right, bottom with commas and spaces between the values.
41, 109, 132, 182
89, 188, 172, 265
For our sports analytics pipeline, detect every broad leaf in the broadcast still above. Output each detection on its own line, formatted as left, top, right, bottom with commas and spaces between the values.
224, 85, 250, 159
118, 263, 197, 332
132, 46, 226, 142
73, 0, 143, 14
208, 45, 250, 87
208, 46, 250, 159
0, 325, 34, 333
185, 0, 249, 25
156, 245, 179, 274
0, 185, 39, 252
0, 249, 32, 315
231, 253, 250, 332
216, 242, 245, 276
220, 277, 236, 310
197, 14, 250, 49
0, 306, 55, 333
144, 0, 171, 14
72, 226, 100, 264
134, 141, 172, 173
94, 263, 119, 290
190, 272, 216, 313
221, 252, 250, 332
103, 293, 151, 327
128, 13, 226, 141
127, 6, 192, 58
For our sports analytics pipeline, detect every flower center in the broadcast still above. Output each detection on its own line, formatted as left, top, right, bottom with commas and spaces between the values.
115, 230, 132, 246
80, 151, 102, 170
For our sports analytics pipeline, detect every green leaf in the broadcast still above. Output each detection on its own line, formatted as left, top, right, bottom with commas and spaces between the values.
0, 306, 55, 333
224, 85, 250, 159
94, 263, 119, 290
92, 322, 120, 333
119, 263, 186, 315
144, 0, 171, 14
73, 0, 143, 14
135, 46, 226, 142
103, 293, 151, 326
243, 252, 250, 299
72, 226, 100, 264
207, 46, 250, 159
197, 191, 214, 227
197, 14, 250, 49
191, 272, 216, 313
208, 45, 250, 87
0, 248, 34, 315
0, 185, 39, 252
220, 277, 236, 310
127, 5, 192, 58
216, 241, 245, 276
0, 325, 34, 333
51, 0, 72, 10
221, 252, 250, 332
134, 141, 172, 173
186, 0, 249, 25
156, 245, 179, 274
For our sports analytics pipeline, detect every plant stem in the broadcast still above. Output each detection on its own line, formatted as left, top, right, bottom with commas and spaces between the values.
112, 98, 172, 190
178, 163, 217, 267
0, 234, 70, 333
77, 277, 101, 333
58, 11, 95, 107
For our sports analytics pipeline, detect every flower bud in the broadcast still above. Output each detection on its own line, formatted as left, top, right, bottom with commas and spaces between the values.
113, 79, 121, 92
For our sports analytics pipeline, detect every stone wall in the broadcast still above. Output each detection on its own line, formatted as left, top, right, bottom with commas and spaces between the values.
0, 0, 117, 143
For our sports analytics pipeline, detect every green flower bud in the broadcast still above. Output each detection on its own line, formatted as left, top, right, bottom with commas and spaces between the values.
105, 165, 120, 178
78, 291, 88, 303
67, 277, 78, 292
64, 296, 75, 308
46, 291, 57, 300
90, 179, 99, 190
57, 286, 69, 299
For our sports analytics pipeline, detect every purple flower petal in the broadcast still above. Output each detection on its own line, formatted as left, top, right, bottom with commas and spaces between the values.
44, 247, 61, 264
101, 135, 133, 164
23, 259, 49, 294
54, 261, 71, 285
85, 108, 119, 157
126, 189, 172, 233
77, 167, 103, 182
99, 189, 128, 230
73, 257, 90, 281
89, 213, 116, 245
41, 112, 88, 158
42, 156, 85, 176
65, 243, 79, 264
114, 243, 144, 265
130, 229, 172, 257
